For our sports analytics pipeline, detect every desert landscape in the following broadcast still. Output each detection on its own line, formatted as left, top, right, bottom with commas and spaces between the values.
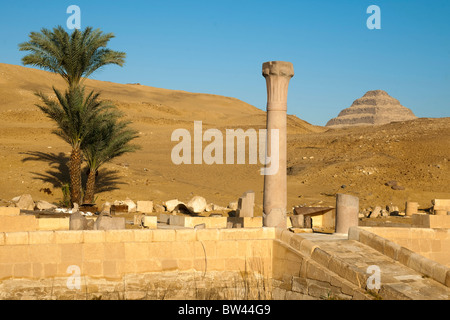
0, 62, 448, 215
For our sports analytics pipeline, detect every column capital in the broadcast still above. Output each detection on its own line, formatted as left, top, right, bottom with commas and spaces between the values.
262, 61, 294, 79
262, 61, 294, 112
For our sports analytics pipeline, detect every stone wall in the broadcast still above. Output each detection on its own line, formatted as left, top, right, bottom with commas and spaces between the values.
0, 228, 274, 299
4, 226, 444, 300
349, 227, 450, 287
0, 227, 379, 300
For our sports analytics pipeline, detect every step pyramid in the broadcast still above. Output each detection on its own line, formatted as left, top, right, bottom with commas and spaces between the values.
326, 90, 417, 128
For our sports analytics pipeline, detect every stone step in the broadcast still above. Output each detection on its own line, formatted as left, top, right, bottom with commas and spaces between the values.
303, 235, 450, 300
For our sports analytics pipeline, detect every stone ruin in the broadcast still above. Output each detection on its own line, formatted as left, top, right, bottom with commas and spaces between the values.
326, 90, 417, 128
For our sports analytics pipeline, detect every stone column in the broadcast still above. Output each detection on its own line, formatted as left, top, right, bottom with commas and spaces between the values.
262, 61, 294, 228
405, 202, 418, 216
335, 193, 359, 234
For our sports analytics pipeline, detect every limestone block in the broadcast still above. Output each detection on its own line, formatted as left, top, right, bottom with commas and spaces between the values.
15, 194, 35, 211
158, 213, 171, 224
38, 218, 70, 231
137, 201, 153, 213
142, 216, 157, 229
187, 196, 207, 213
69, 212, 89, 230
236, 191, 255, 218
133, 214, 143, 226
165, 199, 181, 212
227, 217, 263, 228
94, 214, 126, 231
124, 199, 136, 213
169, 215, 228, 229
35, 200, 57, 211
405, 202, 419, 216
412, 214, 450, 228
0, 215, 38, 232
0, 207, 20, 216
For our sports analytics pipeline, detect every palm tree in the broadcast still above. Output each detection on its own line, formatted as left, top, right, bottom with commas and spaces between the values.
19, 25, 126, 205
82, 113, 140, 204
35, 86, 115, 206
19, 26, 126, 89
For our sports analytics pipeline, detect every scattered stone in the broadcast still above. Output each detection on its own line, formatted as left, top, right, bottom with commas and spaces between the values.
205, 203, 214, 212
389, 211, 400, 216
165, 199, 181, 212
101, 202, 111, 214
35, 200, 57, 211
210, 213, 223, 217
187, 196, 207, 213
391, 185, 405, 191
386, 205, 399, 213
369, 206, 382, 218
228, 201, 238, 211
142, 216, 157, 229
236, 191, 255, 218
154, 204, 166, 213
381, 209, 389, 217
133, 214, 144, 226
137, 201, 153, 213
385, 180, 398, 187
212, 204, 227, 211
69, 211, 88, 230
94, 213, 125, 230
15, 194, 35, 211
124, 198, 137, 213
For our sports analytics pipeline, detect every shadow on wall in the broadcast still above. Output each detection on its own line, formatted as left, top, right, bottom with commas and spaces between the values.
20, 151, 125, 194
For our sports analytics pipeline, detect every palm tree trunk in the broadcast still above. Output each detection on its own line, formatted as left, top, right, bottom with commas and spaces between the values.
84, 169, 97, 204
69, 147, 82, 206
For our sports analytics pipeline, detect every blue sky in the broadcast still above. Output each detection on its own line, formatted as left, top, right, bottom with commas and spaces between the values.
0, 0, 449, 126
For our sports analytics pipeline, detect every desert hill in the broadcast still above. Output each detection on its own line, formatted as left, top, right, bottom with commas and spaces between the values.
0, 63, 449, 214
0, 63, 322, 214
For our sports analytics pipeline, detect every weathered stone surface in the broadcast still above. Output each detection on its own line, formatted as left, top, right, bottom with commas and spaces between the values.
236, 191, 255, 218
15, 194, 35, 210
262, 61, 293, 229
0, 207, 20, 216
94, 213, 125, 230
369, 206, 382, 218
35, 200, 57, 211
124, 198, 136, 213
335, 194, 359, 234
326, 90, 417, 128
101, 202, 111, 214
154, 204, 166, 213
69, 211, 88, 230
165, 199, 181, 212
228, 201, 238, 211
187, 196, 207, 213
136, 201, 153, 213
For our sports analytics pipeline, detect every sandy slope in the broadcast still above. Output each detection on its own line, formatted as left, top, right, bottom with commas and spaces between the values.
0, 63, 448, 214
